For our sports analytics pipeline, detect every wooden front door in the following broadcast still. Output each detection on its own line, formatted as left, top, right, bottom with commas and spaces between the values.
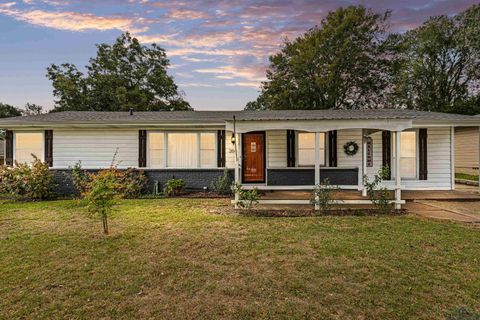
242, 132, 265, 183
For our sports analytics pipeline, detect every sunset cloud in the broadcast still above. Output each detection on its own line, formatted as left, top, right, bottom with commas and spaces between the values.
0, 6, 145, 32
0, 0, 477, 110
166, 8, 209, 20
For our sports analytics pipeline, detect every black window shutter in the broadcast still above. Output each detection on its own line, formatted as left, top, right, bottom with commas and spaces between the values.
328, 130, 337, 167
138, 130, 147, 168
382, 131, 392, 180
44, 130, 53, 167
286, 130, 296, 167
5, 130, 13, 166
419, 128, 428, 180
217, 130, 225, 167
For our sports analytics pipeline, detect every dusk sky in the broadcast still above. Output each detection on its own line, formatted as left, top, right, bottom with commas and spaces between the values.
0, 0, 478, 111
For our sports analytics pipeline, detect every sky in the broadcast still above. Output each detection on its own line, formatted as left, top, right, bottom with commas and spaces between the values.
0, 0, 478, 111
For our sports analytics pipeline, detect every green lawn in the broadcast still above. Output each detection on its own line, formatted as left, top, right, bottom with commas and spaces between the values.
1, 199, 479, 319
456, 172, 479, 182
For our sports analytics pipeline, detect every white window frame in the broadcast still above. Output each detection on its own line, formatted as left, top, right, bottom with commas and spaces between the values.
392, 129, 419, 180
296, 132, 326, 167
13, 131, 45, 164
147, 131, 166, 169
147, 131, 217, 169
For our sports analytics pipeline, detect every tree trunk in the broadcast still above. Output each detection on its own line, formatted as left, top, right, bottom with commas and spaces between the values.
103, 215, 109, 235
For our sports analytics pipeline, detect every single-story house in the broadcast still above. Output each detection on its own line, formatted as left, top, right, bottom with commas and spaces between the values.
455, 126, 479, 175
1, 109, 479, 208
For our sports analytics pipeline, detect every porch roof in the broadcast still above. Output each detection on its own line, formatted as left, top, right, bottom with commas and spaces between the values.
0, 109, 478, 128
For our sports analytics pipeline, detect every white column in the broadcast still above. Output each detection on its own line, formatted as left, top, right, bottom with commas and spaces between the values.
362, 130, 368, 197
314, 132, 321, 210
395, 131, 402, 210
450, 126, 455, 190
315, 132, 321, 185
234, 133, 241, 209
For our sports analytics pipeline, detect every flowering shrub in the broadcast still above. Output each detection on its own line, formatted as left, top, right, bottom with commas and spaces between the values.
0, 155, 56, 200
72, 162, 147, 199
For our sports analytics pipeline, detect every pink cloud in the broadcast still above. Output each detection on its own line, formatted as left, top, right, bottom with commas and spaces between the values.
166, 8, 210, 20
0, 6, 146, 32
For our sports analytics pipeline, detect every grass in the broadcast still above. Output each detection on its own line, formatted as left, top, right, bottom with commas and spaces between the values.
1, 198, 479, 319
456, 172, 479, 182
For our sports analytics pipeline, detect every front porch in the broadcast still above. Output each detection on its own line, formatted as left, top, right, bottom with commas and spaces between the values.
228, 118, 419, 209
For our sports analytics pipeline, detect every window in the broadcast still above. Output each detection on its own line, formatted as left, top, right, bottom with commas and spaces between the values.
15, 132, 43, 164
148, 132, 165, 168
148, 132, 217, 168
200, 133, 216, 168
393, 131, 417, 178
297, 132, 325, 166
168, 133, 198, 168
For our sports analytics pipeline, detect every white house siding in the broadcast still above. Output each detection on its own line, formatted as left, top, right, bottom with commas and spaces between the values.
225, 130, 236, 168
254, 127, 452, 190
337, 129, 363, 169
455, 127, 479, 174
266, 130, 287, 168
382, 127, 453, 190
53, 129, 138, 168
0, 140, 4, 165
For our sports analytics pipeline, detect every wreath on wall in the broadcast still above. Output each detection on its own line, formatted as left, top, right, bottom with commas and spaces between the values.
343, 141, 359, 156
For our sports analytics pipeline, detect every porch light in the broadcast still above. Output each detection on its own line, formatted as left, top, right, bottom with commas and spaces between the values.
231, 133, 236, 144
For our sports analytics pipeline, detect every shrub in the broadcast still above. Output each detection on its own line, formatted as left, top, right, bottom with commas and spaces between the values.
71, 161, 88, 196
211, 168, 232, 195
363, 166, 393, 213
83, 169, 119, 234
164, 178, 186, 196
71, 162, 146, 199
0, 155, 56, 200
117, 168, 147, 198
232, 183, 260, 210
310, 178, 339, 214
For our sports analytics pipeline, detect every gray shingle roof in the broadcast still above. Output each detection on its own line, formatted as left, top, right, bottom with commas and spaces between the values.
0, 109, 478, 126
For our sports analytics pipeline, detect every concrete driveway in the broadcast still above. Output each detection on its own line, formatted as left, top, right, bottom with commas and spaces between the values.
406, 200, 480, 224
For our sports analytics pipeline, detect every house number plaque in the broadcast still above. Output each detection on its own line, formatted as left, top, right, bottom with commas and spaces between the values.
366, 137, 373, 167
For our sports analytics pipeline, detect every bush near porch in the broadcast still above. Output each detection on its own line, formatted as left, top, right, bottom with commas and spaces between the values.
0, 198, 479, 319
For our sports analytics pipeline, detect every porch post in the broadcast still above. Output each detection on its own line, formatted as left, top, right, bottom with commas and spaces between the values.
314, 132, 321, 210
234, 133, 241, 209
395, 131, 402, 209
362, 129, 367, 197
450, 126, 455, 190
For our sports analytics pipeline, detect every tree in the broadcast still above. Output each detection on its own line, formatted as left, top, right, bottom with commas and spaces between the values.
391, 5, 480, 114
0, 103, 22, 118
246, 6, 392, 110
83, 168, 120, 235
22, 103, 44, 115
47, 32, 192, 112
0, 103, 22, 138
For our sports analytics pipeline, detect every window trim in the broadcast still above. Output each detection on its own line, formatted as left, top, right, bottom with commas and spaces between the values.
147, 131, 218, 169
392, 129, 419, 180
295, 132, 326, 167
13, 131, 45, 165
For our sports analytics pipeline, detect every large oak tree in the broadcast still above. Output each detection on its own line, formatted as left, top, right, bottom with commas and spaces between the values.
391, 4, 480, 114
47, 33, 191, 112
246, 6, 392, 110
